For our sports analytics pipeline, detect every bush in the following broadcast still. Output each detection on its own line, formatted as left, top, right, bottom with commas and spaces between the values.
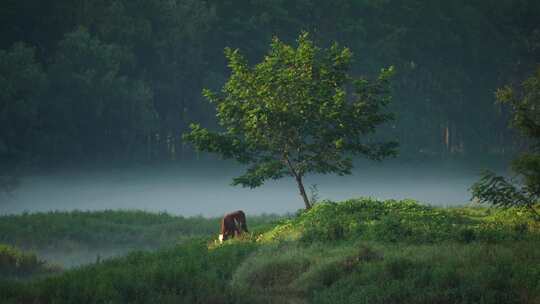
264, 198, 540, 244
0, 244, 59, 278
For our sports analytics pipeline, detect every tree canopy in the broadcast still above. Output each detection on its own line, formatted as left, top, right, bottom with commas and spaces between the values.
184, 33, 397, 208
472, 67, 540, 220
1, 0, 539, 168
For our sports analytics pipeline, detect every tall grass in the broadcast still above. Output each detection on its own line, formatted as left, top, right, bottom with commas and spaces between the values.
311, 242, 540, 304
2, 239, 257, 304
231, 241, 540, 303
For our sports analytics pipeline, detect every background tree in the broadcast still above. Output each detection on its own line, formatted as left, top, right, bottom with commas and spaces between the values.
184, 33, 397, 209
0, 43, 46, 162
42, 28, 157, 162
1, 0, 540, 168
471, 67, 540, 220
0, 43, 46, 195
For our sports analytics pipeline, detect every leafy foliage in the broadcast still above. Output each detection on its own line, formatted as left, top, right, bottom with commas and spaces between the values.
43, 27, 157, 159
496, 67, 540, 145
185, 33, 397, 208
261, 198, 540, 244
471, 171, 539, 211
472, 68, 540, 220
0, 43, 46, 160
0, 0, 215, 164
1, 0, 540, 165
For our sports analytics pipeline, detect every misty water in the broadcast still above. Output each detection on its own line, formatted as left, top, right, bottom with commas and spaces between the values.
0, 158, 510, 216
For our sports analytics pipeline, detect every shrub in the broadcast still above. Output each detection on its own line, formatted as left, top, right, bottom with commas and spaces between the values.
0, 244, 59, 278
263, 198, 540, 244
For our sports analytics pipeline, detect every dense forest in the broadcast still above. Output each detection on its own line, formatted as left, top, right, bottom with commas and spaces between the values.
1, 0, 540, 170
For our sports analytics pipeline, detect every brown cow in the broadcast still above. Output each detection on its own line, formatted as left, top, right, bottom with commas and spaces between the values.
219, 210, 248, 243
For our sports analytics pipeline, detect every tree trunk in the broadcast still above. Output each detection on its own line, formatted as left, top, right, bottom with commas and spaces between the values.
295, 175, 311, 210
284, 155, 311, 209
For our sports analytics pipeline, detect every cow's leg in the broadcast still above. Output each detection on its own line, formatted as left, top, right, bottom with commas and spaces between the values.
233, 218, 239, 236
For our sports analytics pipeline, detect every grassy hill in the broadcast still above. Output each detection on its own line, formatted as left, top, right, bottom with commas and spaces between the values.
1, 199, 539, 303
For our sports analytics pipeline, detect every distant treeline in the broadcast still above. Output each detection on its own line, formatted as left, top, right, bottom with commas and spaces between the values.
1, 0, 539, 167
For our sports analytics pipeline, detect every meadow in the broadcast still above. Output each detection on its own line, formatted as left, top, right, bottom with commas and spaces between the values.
1, 199, 539, 304
0, 210, 281, 268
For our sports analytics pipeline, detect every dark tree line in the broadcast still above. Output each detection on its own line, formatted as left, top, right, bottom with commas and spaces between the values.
1, 0, 539, 170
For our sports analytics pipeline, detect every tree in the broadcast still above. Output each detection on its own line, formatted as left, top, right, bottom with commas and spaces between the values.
471, 67, 540, 220
0, 43, 46, 195
0, 43, 46, 160
184, 33, 397, 209
44, 27, 157, 161
93, 0, 215, 160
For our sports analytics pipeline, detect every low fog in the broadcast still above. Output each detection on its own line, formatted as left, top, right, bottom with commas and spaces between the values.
0, 159, 509, 216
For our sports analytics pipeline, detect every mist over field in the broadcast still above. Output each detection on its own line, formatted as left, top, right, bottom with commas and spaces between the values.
0, 159, 509, 216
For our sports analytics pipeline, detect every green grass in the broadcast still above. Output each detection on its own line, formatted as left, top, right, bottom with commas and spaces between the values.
261, 198, 540, 244
0, 210, 281, 267
1, 199, 539, 303
1, 239, 258, 304
0, 210, 282, 248
231, 241, 540, 304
